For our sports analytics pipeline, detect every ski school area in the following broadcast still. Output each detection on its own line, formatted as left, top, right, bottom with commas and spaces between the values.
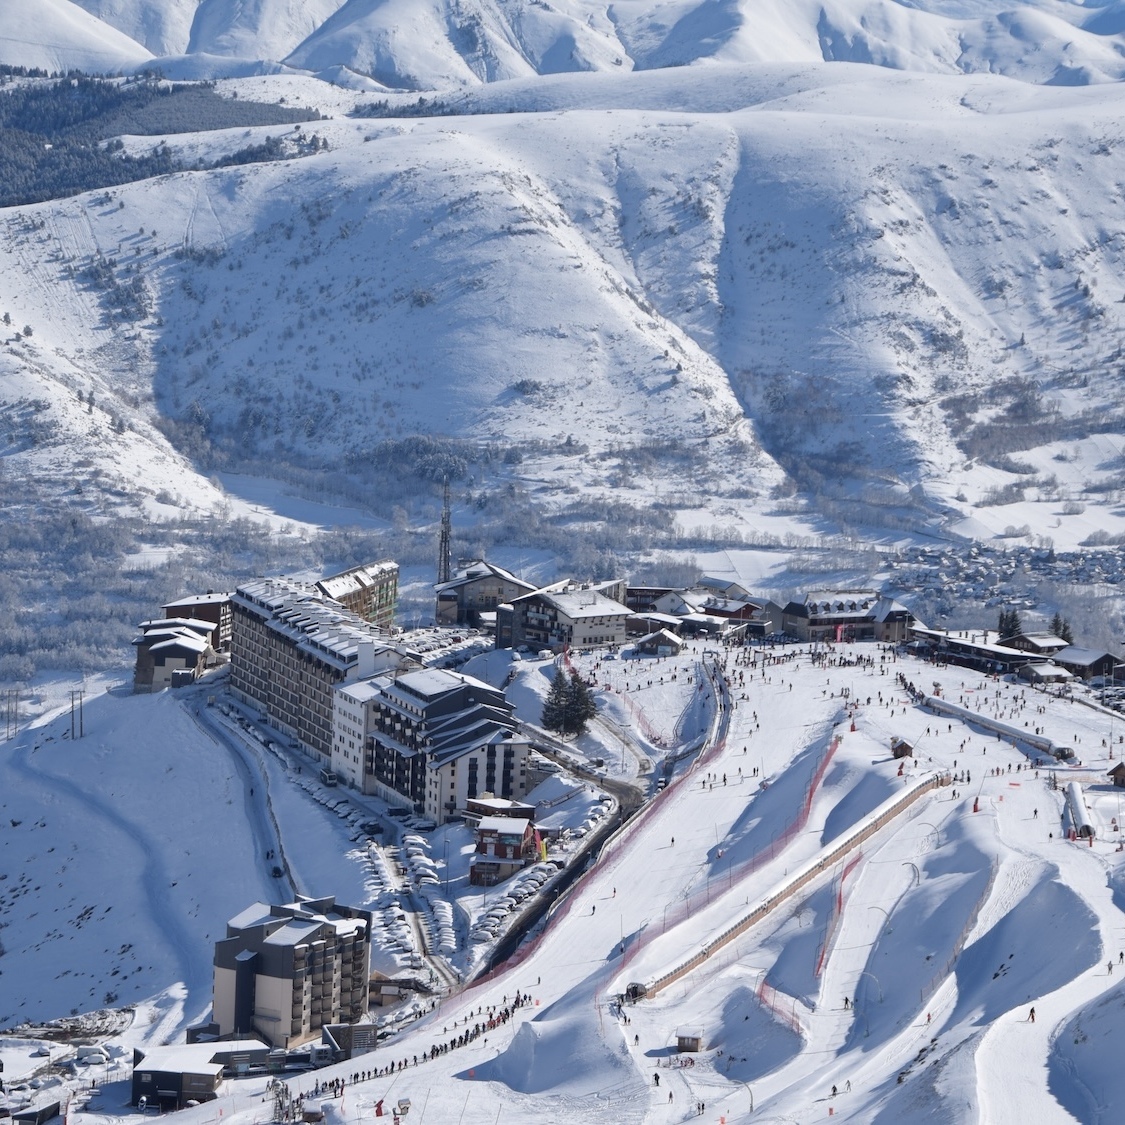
11, 636, 1125, 1124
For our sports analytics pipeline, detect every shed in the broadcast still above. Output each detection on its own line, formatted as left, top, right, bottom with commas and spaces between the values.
676, 1027, 704, 1053
1017, 662, 1072, 685
1110, 763, 1125, 789
890, 737, 913, 760
633, 629, 685, 657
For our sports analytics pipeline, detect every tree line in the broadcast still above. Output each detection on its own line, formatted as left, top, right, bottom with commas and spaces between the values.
0, 76, 322, 207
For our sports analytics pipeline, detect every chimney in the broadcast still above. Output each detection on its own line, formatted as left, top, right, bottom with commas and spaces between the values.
356, 640, 376, 679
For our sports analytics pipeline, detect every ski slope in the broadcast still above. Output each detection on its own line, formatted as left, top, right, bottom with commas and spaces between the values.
6, 641, 1125, 1120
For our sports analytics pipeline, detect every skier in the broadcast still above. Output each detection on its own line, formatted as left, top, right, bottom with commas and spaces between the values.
1029, 1007, 1036, 1023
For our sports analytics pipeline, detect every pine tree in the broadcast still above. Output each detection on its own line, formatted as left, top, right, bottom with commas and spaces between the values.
1050, 612, 1065, 640
997, 608, 1022, 640
541, 669, 569, 734
564, 673, 597, 736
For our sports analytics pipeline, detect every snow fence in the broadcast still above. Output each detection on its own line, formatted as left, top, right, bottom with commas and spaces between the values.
639, 769, 952, 999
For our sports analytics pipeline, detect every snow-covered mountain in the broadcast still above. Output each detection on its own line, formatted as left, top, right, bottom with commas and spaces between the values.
7, 0, 1125, 87
5, 62, 1125, 556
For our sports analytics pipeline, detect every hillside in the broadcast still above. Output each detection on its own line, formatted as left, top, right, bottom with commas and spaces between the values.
4, 66, 1125, 551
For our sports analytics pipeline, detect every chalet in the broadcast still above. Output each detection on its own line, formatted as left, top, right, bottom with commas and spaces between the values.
1109, 763, 1125, 789
1005, 633, 1070, 657
132, 617, 217, 692
1017, 662, 1072, 685
783, 591, 916, 643
890, 736, 913, 759
908, 627, 1037, 674
470, 816, 538, 885
464, 796, 536, 825
647, 587, 782, 636
633, 629, 685, 657
131, 1040, 269, 1110
503, 581, 632, 652
1052, 646, 1122, 682
434, 559, 537, 627
161, 592, 232, 650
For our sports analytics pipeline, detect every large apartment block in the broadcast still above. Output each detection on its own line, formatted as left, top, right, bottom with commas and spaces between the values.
315, 560, 398, 631
332, 668, 530, 821
230, 578, 408, 760
213, 896, 372, 1049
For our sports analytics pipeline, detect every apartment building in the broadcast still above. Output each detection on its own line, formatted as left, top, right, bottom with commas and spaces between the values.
332, 668, 530, 821
161, 591, 232, 650
501, 581, 632, 652
315, 561, 398, 631
212, 896, 372, 1049
230, 578, 408, 761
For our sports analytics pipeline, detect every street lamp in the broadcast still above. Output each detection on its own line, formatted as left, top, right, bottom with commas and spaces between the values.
745, 1083, 753, 1112
858, 970, 883, 1003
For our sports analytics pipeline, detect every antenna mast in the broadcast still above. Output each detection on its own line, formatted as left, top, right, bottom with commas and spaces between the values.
438, 476, 452, 584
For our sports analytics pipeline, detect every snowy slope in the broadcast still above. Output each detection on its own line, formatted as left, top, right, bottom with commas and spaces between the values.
0, 0, 151, 74
186, 0, 350, 66
6, 65, 1125, 547
9, 0, 1125, 87
70, 0, 199, 58
7, 643, 1125, 1122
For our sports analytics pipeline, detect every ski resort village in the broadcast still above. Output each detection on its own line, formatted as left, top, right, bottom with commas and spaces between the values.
5, 550, 1125, 1124
14, 0, 1125, 1121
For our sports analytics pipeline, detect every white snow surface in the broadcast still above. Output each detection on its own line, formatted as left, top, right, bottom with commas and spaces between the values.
9, 63, 1125, 546
5, 643, 1125, 1122
26, 0, 1125, 88
0, 0, 152, 73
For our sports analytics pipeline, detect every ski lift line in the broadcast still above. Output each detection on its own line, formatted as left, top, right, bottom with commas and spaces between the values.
636, 771, 951, 999
922, 694, 1074, 763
